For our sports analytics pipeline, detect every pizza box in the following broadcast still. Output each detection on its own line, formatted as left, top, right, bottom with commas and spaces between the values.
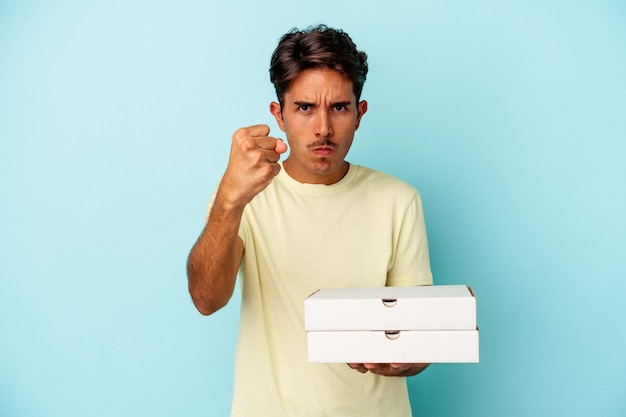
305, 285, 476, 331
307, 328, 479, 363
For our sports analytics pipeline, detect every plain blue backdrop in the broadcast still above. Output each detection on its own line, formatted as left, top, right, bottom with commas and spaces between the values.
1, 1, 625, 416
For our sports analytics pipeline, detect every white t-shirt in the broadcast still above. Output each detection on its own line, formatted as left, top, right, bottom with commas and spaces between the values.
228, 163, 433, 417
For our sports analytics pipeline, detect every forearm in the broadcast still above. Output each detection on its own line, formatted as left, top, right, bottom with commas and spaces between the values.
187, 124, 286, 315
187, 191, 245, 315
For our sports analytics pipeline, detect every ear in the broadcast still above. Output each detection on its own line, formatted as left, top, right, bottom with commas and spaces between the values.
270, 102, 286, 132
354, 100, 368, 131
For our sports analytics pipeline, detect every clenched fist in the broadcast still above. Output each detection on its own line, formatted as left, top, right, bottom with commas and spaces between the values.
219, 124, 288, 208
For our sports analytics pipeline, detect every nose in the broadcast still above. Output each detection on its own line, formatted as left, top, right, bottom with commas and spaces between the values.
315, 111, 333, 137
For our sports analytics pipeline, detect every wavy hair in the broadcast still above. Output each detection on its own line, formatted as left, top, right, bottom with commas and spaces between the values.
269, 25, 368, 106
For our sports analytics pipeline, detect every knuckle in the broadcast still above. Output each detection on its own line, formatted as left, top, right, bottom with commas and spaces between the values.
232, 127, 249, 142
259, 162, 275, 178
240, 139, 256, 152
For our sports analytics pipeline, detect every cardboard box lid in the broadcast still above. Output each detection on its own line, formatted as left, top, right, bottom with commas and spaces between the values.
304, 285, 476, 331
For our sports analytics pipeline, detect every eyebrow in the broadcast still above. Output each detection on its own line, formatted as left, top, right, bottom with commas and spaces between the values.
293, 100, 352, 108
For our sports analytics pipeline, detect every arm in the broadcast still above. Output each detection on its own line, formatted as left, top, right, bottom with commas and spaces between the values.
186, 124, 287, 315
186, 195, 245, 316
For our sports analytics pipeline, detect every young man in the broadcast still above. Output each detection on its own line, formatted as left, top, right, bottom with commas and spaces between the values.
187, 25, 433, 416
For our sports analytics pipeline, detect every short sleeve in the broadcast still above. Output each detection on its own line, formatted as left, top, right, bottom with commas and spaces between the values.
386, 192, 433, 286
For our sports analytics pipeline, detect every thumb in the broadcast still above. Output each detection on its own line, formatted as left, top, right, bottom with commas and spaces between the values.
275, 138, 288, 154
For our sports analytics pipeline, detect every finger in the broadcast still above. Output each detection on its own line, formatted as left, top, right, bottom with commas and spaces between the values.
255, 138, 287, 158
246, 124, 271, 138
347, 363, 369, 374
265, 149, 282, 163
238, 137, 282, 163
253, 136, 282, 151
233, 125, 269, 144
275, 138, 288, 154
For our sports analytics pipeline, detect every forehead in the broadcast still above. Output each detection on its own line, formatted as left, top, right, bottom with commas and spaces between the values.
285, 68, 355, 101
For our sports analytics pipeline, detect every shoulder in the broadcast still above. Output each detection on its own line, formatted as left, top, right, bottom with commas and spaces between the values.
351, 165, 419, 198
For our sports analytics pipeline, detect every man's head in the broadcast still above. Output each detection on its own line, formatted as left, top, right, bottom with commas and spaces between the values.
269, 25, 368, 107
268, 25, 369, 185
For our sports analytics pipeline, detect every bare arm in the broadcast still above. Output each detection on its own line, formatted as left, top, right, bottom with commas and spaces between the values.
186, 194, 246, 315
186, 124, 288, 315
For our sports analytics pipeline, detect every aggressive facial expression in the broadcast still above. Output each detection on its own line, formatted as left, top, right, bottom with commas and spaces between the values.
270, 68, 368, 184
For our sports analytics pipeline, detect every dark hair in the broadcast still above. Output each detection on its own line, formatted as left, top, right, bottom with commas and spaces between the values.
269, 25, 368, 106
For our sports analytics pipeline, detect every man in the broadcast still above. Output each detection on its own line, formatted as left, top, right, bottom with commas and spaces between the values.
187, 25, 433, 416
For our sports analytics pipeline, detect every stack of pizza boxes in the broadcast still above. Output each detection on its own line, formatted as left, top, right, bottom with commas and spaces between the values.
305, 285, 479, 363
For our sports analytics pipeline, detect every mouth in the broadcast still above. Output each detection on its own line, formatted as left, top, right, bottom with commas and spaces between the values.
312, 147, 334, 157
309, 141, 337, 157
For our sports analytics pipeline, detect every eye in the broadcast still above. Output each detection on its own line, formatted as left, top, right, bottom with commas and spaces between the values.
332, 104, 347, 112
298, 104, 311, 112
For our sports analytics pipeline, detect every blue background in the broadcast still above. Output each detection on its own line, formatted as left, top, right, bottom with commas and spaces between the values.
1, 1, 625, 416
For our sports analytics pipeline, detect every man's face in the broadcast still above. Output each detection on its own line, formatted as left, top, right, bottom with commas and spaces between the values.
270, 68, 368, 185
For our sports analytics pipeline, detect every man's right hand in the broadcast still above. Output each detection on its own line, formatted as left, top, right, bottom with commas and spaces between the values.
187, 124, 287, 315
219, 124, 288, 208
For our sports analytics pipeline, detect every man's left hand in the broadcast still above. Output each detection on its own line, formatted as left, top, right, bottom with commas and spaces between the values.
347, 363, 429, 377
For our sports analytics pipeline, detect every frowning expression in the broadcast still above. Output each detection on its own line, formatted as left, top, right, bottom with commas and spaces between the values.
270, 68, 368, 185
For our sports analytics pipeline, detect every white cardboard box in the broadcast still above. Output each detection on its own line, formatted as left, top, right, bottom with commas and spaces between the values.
305, 285, 479, 363
307, 329, 479, 363
305, 285, 476, 331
